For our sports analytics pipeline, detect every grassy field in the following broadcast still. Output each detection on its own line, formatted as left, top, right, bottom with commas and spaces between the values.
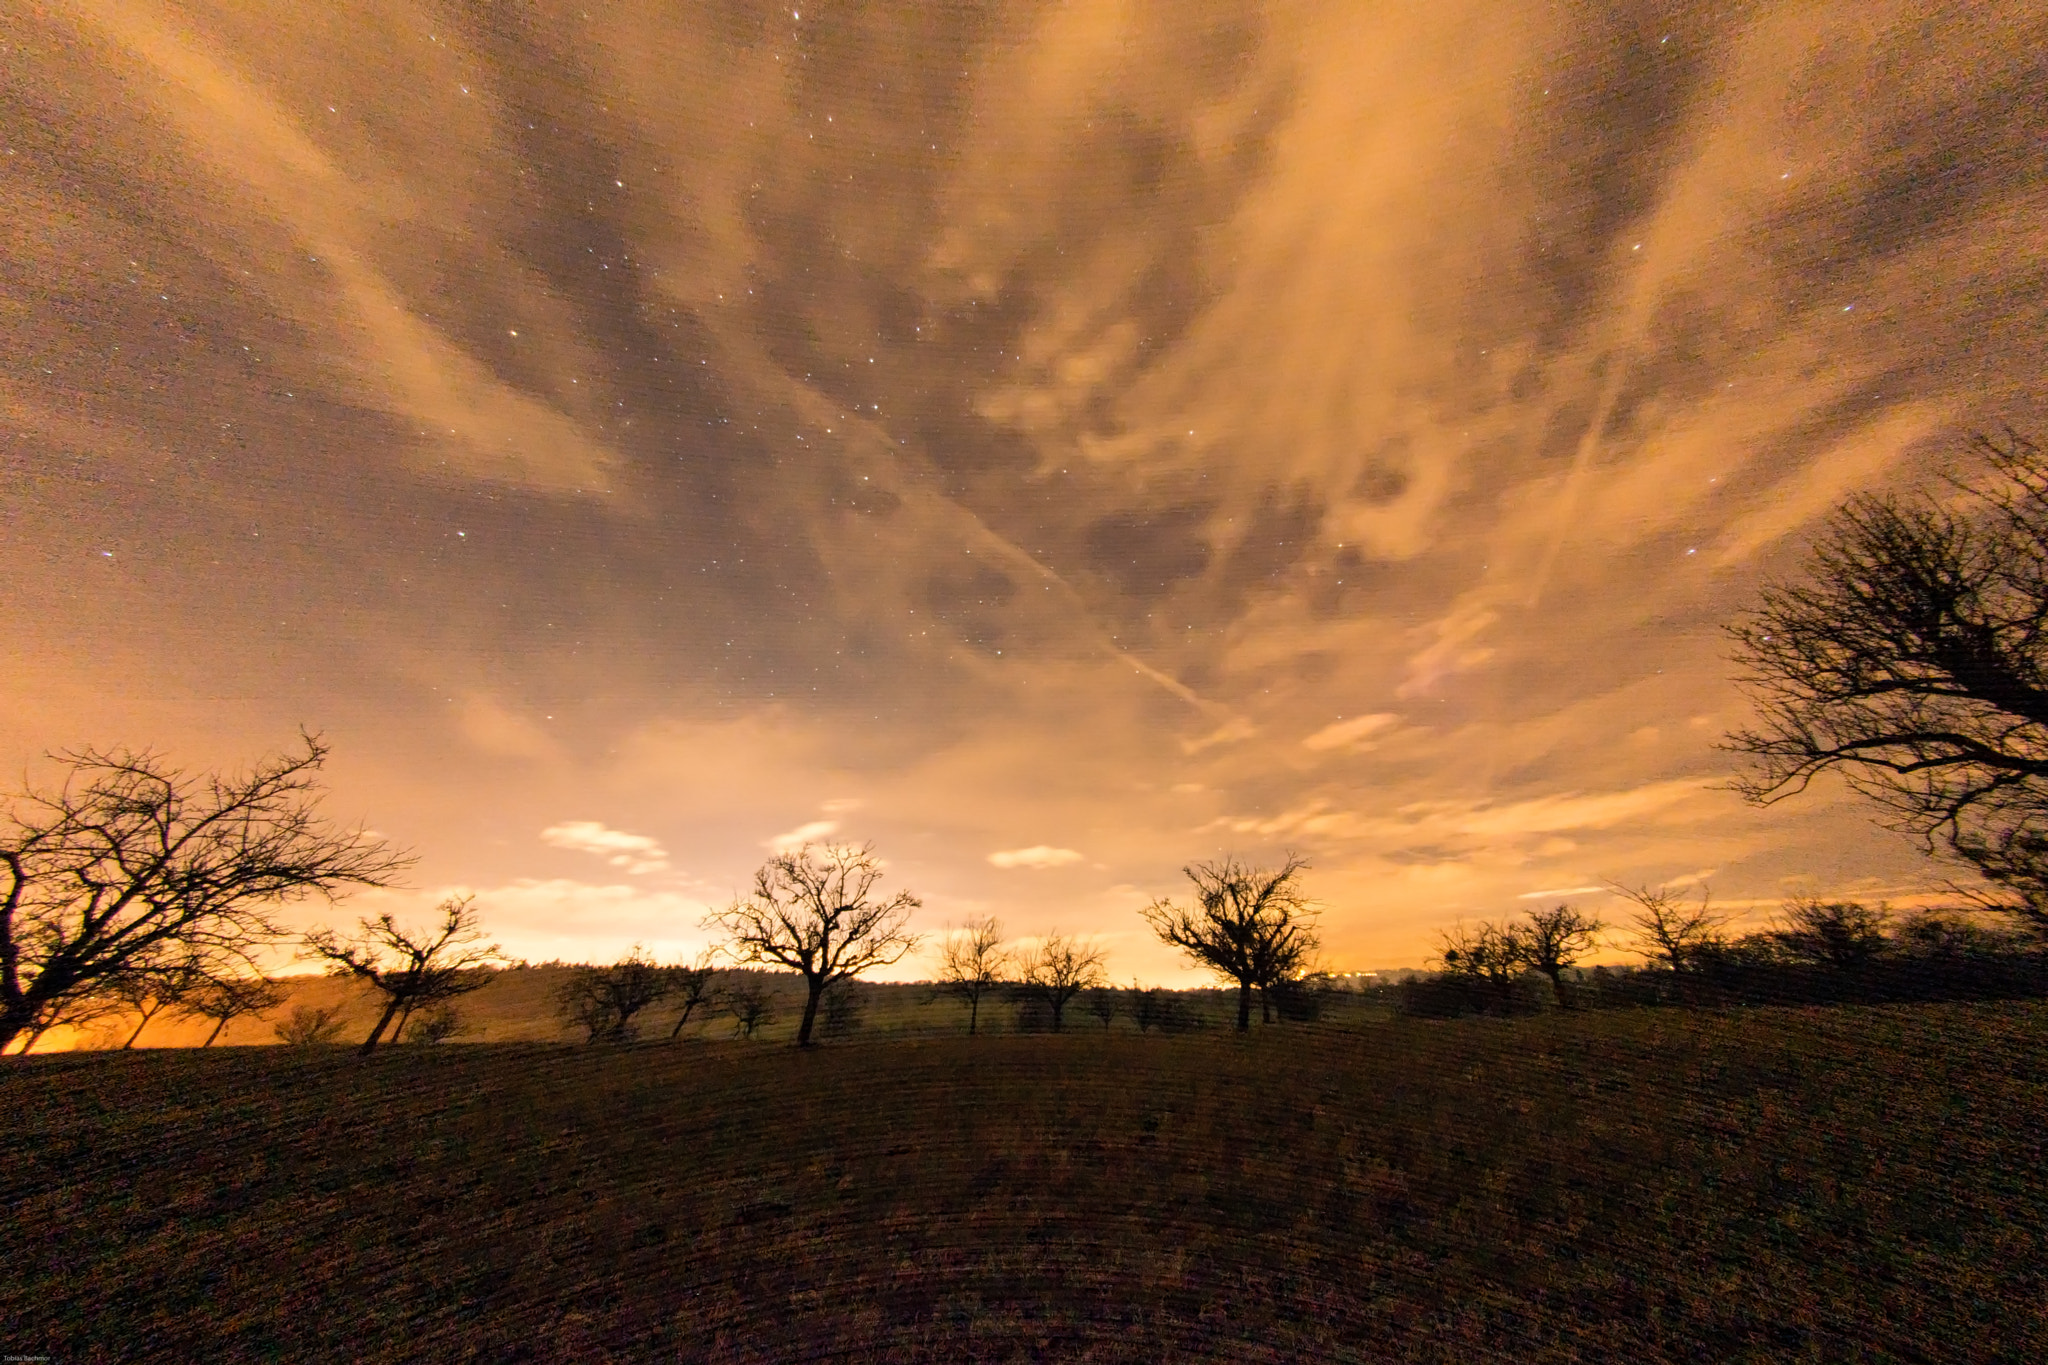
6, 1002, 2045, 1362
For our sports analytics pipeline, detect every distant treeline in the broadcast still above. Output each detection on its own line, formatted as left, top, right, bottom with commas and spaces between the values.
1396, 906, 2048, 1019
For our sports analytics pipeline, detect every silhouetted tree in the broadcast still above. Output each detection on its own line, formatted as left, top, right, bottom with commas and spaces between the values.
704, 842, 921, 1047
1519, 903, 1604, 1008
274, 1002, 349, 1046
110, 963, 205, 1049
664, 955, 722, 1040
1265, 970, 1337, 1022
1612, 882, 1728, 975
0, 734, 408, 1052
1012, 931, 1106, 1033
9, 990, 122, 1054
556, 945, 671, 1042
1771, 898, 1890, 970
725, 977, 775, 1038
178, 974, 286, 1046
1727, 429, 2048, 937
1893, 908, 2009, 959
1085, 986, 1118, 1031
1438, 919, 1528, 1012
1124, 984, 1207, 1033
933, 916, 1009, 1035
820, 980, 866, 1038
304, 895, 503, 1053
1126, 980, 1163, 1032
1141, 853, 1320, 1031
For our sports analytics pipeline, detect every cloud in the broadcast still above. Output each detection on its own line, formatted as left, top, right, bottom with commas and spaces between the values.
63, 0, 622, 494
1515, 885, 1608, 900
416, 879, 713, 964
541, 821, 670, 875
766, 820, 840, 853
456, 695, 558, 761
1220, 779, 1715, 848
8, 0, 2035, 978
1302, 713, 1399, 753
1181, 717, 1259, 755
989, 845, 1085, 870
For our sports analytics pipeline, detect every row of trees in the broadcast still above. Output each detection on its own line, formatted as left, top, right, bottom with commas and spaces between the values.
1418, 883, 2047, 1017
0, 728, 1319, 1053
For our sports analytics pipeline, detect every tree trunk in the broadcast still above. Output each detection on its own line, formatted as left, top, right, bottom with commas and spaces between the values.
1236, 980, 1252, 1032
122, 1002, 163, 1049
796, 979, 823, 1046
203, 1016, 229, 1047
667, 998, 698, 1041
968, 992, 979, 1036
0, 998, 40, 1054
1542, 967, 1570, 1009
359, 995, 404, 1054
1050, 997, 1065, 1033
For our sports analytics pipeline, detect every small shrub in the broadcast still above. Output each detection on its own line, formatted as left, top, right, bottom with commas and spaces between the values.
1126, 987, 1205, 1034
405, 1004, 466, 1045
1396, 972, 1548, 1019
1011, 997, 1053, 1033
726, 980, 775, 1039
274, 1004, 349, 1046
820, 982, 865, 1038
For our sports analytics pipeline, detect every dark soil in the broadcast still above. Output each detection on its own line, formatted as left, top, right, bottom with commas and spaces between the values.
5, 1002, 2045, 1362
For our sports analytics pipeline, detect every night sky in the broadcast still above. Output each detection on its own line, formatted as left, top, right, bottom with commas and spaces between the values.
6, 0, 2045, 978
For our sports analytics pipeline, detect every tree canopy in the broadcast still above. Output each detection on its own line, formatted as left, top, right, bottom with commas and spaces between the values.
1142, 854, 1319, 1031
0, 734, 406, 1053
704, 842, 921, 1046
1727, 430, 2048, 934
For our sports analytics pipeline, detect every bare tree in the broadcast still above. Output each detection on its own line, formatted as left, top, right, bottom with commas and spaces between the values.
1126, 982, 1202, 1034
0, 734, 409, 1053
1085, 987, 1118, 1031
274, 1002, 349, 1046
1894, 907, 2011, 958
1127, 980, 1165, 1033
724, 977, 775, 1038
304, 895, 503, 1053
664, 955, 722, 1040
703, 842, 921, 1047
1518, 903, 1604, 1008
1438, 920, 1528, 1012
932, 916, 1010, 1035
1141, 854, 1319, 1031
177, 974, 286, 1046
1012, 931, 1107, 1033
555, 946, 671, 1043
110, 963, 205, 1049
1771, 898, 1891, 970
1611, 882, 1728, 975
8, 990, 123, 1055
819, 980, 866, 1038
1726, 429, 2048, 936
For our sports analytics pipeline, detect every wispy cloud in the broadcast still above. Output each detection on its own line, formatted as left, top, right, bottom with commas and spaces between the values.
1302, 714, 1399, 753
766, 820, 840, 853
541, 821, 670, 875
989, 845, 1084, 870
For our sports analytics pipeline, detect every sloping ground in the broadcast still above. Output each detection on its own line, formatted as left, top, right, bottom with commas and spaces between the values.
5, 1004, 2045, 1363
